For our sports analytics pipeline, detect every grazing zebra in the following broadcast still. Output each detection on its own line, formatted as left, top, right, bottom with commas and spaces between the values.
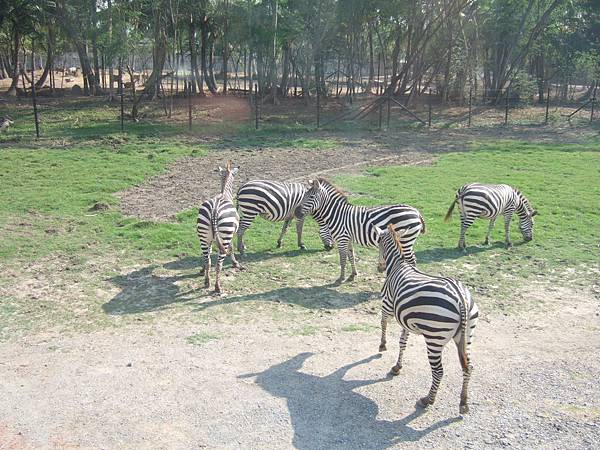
295, 178, 425, 284
197, 161, 242, 293
377, 224, 479, 414
445, 183, 538, 251
236, 180, 333, 254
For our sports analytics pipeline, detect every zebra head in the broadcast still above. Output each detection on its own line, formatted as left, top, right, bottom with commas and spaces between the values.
295, 179, 325, 219
516, 195, 538, 242
218, 160, 239, 195
376, 224, 404, 273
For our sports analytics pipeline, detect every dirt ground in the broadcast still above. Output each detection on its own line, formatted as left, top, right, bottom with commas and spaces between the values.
0, 285, 598, 449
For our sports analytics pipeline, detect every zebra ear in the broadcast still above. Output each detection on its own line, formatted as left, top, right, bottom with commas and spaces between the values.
218, 166, 224, 173
231, 167, 239, 175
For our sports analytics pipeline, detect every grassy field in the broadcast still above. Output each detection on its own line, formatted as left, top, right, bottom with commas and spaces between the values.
0, 100, 599, 341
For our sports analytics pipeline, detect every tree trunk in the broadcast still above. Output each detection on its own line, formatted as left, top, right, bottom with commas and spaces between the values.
5, 26, 20, 96
142, 5, 167, 99
200, 16, 217, 94
35, 27, 55, 89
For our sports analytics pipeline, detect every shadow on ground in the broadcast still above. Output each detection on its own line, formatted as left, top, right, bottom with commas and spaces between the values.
103, 256, 374, 315
240, 352, 460, 449
416, 241, 506, 263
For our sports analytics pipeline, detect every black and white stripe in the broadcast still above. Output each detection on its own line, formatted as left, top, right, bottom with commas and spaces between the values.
377, 225, 479, 414
445, 183, 538, 250
236, 180, 333, 253
295, 178, 425, 284
197, 162, 242, 293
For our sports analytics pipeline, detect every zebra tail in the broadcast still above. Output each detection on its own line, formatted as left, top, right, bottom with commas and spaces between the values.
444, 197, 458, 223
419, 212, 426, 235
212, 196, 227, 254
457, 289, 469, 369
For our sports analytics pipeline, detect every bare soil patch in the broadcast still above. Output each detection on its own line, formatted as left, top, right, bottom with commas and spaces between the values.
117, 145, 432, 221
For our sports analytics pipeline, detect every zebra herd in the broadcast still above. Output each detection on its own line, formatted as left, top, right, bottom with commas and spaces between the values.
196, 161, 537, 414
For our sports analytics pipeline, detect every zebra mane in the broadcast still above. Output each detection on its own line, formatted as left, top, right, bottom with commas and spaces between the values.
316, 178, 349, 202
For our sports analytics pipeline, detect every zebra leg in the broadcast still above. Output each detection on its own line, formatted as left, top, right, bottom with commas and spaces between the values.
277, 219, 292, 248
379, 311, 389, 351
455, 333, 474, 414
484, 218, 496, 245
504, 211, 514, 248
319, 225, 334, 250
335, 238, 349, 285
296, 218, 307, 250
229, 244, 245, 271
202, 244, 212, 288
214, 251, 227, 294
237, 213, 257, 254
417, 340, 445, 408
458, 215, 474, 251
346, 242, 358, 281
391, 328, 409, 375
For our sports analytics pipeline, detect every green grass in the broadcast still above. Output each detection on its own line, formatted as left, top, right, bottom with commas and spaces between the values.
0, 119, 598, 340
342, 323, 379, 333
186, 331, 219, 345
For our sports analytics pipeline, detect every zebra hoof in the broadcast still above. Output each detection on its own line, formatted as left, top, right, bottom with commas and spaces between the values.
324, 244, 334, 251
299, 244, 307, 250
459, 403, 469, 415
416, 397, 432, 409
333, 278, 343, 286
346, 274, 356, 282
506, 242, 513, 249
204, 280, 210, 288
214, 286, 222, 294
378, 344, 387, 352
199, 268, 205, 276
483, 239, 490, 246
390, 365, 401, 376
236, 264, 247, 271
276, 241, 283, 249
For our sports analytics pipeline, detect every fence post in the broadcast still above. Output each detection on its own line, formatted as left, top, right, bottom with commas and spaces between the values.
545, 87, 550, 124
468, 85, 472, 127
316, 86, 320, 128
504, 88, 510, 126
187, 80, 193, 131
590, 84, 597, 123
119, 64, 124, 132
428, 89, 432, 127
386, 91, 391, 129
255, 83, 259, 130
30, 38, 40, 138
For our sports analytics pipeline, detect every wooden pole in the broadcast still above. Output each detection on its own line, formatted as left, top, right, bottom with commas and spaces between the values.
468, 85, 472, 127
31, 38, 40, 138
590, 84, 597, 123
187, 80, 192, 131
119, 64, 124, 132
504, 88, 510, 126
545, 87, 550, 124
255, 83, 259, 129
316, 85, 320, 128
428, 89, 432, 127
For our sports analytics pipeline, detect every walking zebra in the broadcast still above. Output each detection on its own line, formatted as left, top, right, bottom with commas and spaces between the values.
445, 183, 538, 251
295, 178, 425, 284
197, 161, 242, 293
236, 180, 333, 254
377, 224, 479, 414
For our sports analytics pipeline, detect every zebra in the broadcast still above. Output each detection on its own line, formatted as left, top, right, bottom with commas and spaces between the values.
197, 161, 242, 293
377, 224, 479, 414
236, 180, 334, 254
445, 183, 538, 251
295, 178, 425, 284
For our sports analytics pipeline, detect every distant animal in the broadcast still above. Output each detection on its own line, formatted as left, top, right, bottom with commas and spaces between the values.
445, 183, 537, 250
377, 224, 479, 414
197, 161, 242, 293
0, 117, 14, 133
236, 180, 333, 254
295, 178, 425, 284
67, 67, 79, 76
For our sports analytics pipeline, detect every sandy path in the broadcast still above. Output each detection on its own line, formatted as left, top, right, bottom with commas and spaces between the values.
1, 288, 599, 449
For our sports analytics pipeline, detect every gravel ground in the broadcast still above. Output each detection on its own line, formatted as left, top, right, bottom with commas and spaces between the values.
1, 286, 599, 449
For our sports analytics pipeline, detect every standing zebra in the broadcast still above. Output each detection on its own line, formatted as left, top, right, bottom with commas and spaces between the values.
197, 161, 242, 293
236, 180, 333, 254
295, 178, 425, 284
377, 224, 479, 414
445, 183, 538, 251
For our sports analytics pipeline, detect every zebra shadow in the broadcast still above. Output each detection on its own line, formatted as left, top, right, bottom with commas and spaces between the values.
103, 264, 200, 315
239, 352, 461, 449
194, 284, 375, 311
